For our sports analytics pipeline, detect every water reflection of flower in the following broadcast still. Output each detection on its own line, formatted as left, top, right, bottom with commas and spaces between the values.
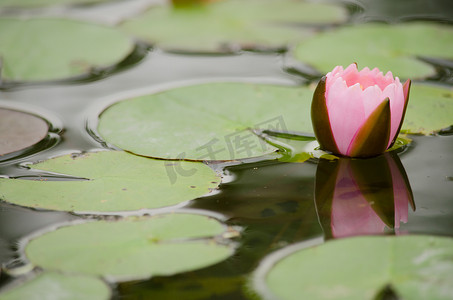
314, 152, 415, 239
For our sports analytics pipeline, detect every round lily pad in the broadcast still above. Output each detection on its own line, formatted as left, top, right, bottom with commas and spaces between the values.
0, 0, 112, 9
260, 235, 453, 300
25, 214, 235, 281
404, 83, 453, 134
293, 23, 453, 79
350, 0, 453, 23
0, 272, 110, 300
97, 82, 314, 160
97, 82, 452, 161
0, 151, 219, 213
0, 108, 49, 156
0, 18, 134, 82
119, 0, 347, 53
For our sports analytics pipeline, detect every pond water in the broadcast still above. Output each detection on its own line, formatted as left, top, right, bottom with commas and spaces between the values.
0, 0, 452, 299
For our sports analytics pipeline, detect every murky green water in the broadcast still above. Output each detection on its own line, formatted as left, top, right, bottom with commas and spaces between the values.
0, 0, 452, 299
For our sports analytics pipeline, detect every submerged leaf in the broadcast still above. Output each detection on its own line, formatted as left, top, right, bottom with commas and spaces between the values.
0, 151, 219, 213
25, 214, 235, 281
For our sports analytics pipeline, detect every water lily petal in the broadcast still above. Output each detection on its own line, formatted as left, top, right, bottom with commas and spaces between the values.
311, 76, 339, 154
382, 81, 403, 146
328, 65, 344, 77
341, 63, 361, 87
362, 85, 384, 118
374, 71, 395, 90
403, 79, 411, 102
388, 79, 411, 148
325, 78, 365, 155
347, 98, 391, 157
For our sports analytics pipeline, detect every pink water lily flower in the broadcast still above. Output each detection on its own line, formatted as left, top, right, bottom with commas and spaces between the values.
312, 63, 411, 157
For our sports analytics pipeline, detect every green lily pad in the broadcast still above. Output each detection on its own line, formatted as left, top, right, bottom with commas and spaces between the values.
0, 18, 133, 82
0, 272, 110, 300
261, 235, 453, 300
293, 23, 453, 79
25, 214, 235, 281
97, 82, 314, 160
0, 151, 219, 213
0, 0, 112, 9
404, 83, 453, 134
119, 0, 347, 53
350, 0, 453, 23
0, 108, 48, 156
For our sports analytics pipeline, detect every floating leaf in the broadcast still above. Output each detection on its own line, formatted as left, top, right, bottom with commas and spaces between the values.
0, 151, 219, 213
0, 0, 112, 9
0, 272, 110, 300
120, 0, 347, 53
293, 23, 453, 79
403, 83, 453, 134
0, 108, 48, 156
25, 214, 234, 281
98, 82, 314, 160
262, 235, 453, 300
350, 0, 453, 23
0, 18, 134, 82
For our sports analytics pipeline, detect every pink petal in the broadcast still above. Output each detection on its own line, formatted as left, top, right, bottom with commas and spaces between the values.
403, 79, 410, 100
383, 80, 405, 147
370, 67, 380, 76
342, 64, 361, 87
383, 71, 396, 88
361, 85, 384, 118
328, 65, 344, 77
326, 79, 366, 155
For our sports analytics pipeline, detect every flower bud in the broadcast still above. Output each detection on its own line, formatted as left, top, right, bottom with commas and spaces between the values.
312, 63, 411, 157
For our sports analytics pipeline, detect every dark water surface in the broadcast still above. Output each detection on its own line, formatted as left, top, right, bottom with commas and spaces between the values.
0, 0, 453, 299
